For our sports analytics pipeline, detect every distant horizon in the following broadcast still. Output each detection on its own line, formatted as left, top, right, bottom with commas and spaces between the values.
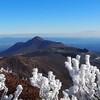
0, 33, 100, 38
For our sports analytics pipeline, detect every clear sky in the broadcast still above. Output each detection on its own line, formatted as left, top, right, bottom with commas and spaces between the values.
0, 0, 100, 37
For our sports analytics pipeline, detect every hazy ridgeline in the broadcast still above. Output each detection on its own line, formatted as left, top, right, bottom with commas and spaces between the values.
0, 37, 100, 52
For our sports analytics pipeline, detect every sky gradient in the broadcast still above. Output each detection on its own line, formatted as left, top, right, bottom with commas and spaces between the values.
0, 0, 100, 37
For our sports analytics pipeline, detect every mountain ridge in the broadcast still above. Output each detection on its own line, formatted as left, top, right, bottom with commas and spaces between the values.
0, 36, 89, 57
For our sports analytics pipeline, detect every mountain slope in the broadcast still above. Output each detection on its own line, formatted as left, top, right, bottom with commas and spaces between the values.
0, 36, 67, 56
0, 51, 72, 90
0, 50, 99, 91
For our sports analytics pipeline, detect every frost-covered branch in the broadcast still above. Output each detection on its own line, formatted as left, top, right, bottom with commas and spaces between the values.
1, 84, 23, 100
0, 73, 23, 100
30, 68, 62, 100
0, 74, 6, 91
64, 55, 100, 100
13, 85, 23, 100
0, 67, 12, 73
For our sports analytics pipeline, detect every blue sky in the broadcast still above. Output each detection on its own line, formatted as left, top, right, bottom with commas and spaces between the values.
0, 0, 100, 37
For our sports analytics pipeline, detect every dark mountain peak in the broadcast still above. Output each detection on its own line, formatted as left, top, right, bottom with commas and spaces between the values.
26, 36, 44, 45
32, 36, 44, 41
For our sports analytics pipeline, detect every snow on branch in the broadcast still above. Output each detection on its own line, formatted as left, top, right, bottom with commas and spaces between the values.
30, 68, 62, 100
0, 73, 23, 100
64, 55, 100, 100
1, 84, 23, 100
0, 74, 6, 91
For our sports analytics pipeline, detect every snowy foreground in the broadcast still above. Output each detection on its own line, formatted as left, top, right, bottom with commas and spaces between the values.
0, 55, 100, 100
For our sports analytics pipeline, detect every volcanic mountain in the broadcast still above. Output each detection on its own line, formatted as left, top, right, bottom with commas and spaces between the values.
0, 36, 65, 56
0, 36, 89, 57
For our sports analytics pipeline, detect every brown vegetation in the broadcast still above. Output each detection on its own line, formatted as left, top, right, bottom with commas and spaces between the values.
0, 72, 40, 100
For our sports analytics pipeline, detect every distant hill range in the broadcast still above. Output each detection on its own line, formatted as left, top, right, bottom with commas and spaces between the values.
0, 36, 89, 57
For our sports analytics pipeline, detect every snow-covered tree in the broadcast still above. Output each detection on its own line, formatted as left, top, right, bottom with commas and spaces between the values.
0, 68, 23, 100
64, 55, 100, 100
0, 74, 6, 91
30, 68, 62, 100
13, 85, 23, 100
1, 84, 23, 100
